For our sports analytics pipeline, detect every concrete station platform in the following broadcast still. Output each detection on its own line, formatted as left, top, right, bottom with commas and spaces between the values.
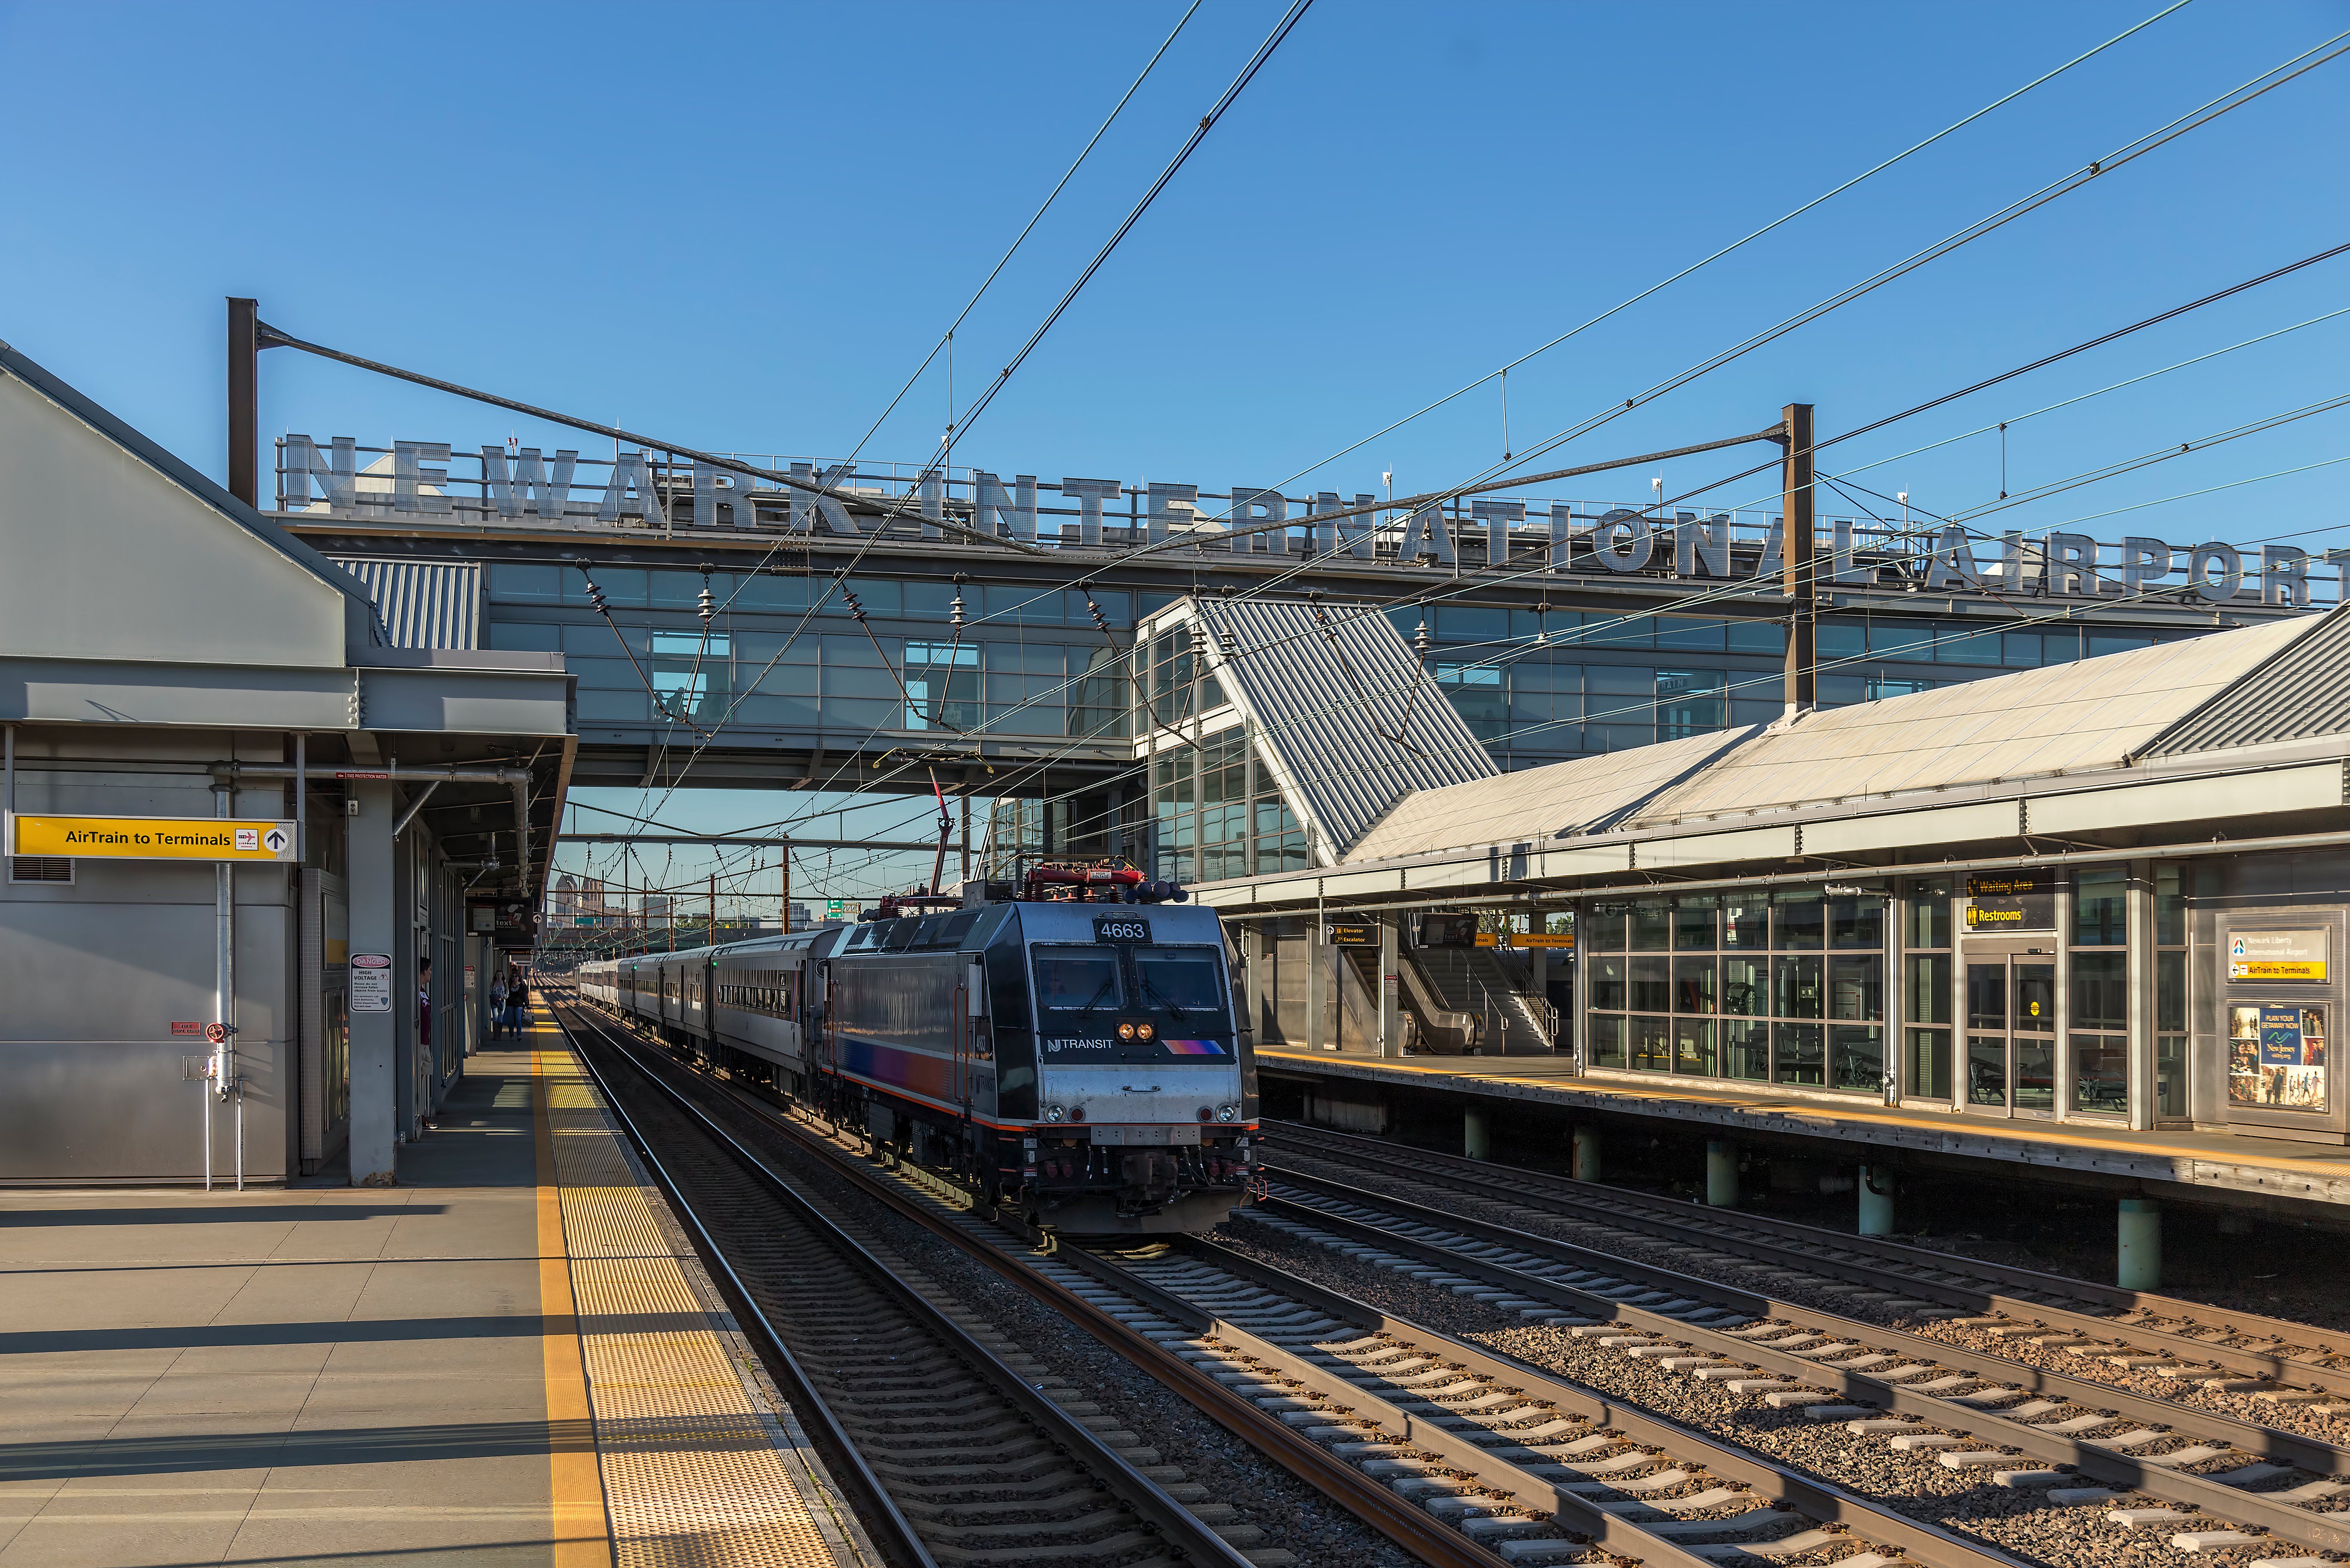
0, 1011, 872, 1568
1260, 1046, 2350, 1211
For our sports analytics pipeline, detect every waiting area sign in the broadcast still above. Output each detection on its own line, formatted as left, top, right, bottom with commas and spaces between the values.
8, 813, 298, 862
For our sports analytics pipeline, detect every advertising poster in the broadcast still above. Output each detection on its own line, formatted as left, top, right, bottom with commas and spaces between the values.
2230, 1002, 2327, 1111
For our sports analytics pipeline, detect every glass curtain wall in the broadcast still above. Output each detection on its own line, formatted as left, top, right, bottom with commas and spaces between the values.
2070, 868, 2130, 1116
1904, 880, 1954, 1100
1586, 888, 1884, 1091
1150, 725, 1309, 883
2155, 865, 2189, 1118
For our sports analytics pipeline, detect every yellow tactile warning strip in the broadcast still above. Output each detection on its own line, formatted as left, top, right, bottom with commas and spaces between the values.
534, 1043, 618, 1568
1259, 1045, 2350, 1179
533, 1026, 866, 1568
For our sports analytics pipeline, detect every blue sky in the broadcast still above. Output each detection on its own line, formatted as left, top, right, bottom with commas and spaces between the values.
5, 0, 2346, 907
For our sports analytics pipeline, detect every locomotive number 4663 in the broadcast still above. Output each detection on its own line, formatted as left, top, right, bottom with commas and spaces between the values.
1093, 916, 1151, 943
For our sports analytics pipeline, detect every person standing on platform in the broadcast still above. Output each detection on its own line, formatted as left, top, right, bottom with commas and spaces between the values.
507, 975, 530, 1038
488, 975, 509, 1040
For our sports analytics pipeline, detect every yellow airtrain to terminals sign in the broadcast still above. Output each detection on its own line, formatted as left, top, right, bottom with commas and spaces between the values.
9, 814, 298, 862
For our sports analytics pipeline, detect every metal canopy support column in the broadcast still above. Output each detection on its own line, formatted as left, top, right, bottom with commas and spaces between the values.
1781, 402, 1816, 716
2128, 856, 2155, 1132
347, 779, 397, 1186
1378, 916, 1400, 1057
1307, 880, 1327, 1053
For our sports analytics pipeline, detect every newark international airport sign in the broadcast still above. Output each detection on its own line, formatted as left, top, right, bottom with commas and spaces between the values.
274, 434, 2330, 606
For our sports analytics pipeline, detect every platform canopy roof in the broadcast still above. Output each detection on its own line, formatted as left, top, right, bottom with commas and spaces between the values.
1336, 610, 2333, 865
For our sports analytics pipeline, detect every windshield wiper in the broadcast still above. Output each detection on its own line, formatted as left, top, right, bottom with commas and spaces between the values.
1071, 974, 1118, 1016
1139, 973, 1191, 1022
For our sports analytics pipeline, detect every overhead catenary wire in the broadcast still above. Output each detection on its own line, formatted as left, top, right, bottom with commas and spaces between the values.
561, 353, 2350, 900
628, 0, 1316, 821
1160, 0, 2198, 523
549, 32, 2350, 893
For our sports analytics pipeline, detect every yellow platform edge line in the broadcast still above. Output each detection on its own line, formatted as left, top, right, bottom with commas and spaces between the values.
1257, 1047, 2350, 1176
534, 1040, 618, 1568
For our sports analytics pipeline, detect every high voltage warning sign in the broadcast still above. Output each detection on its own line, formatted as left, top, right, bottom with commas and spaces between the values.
8, 814, 298, 862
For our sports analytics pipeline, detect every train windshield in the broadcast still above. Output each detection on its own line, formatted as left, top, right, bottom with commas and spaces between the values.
1133, 949, 1225, 1018
1034, 949, 1123, 1013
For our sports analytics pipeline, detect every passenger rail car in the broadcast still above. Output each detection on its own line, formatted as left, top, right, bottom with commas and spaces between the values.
576, 895, 1256, 1233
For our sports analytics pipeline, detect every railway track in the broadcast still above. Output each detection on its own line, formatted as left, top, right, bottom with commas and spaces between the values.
557, 993, 2031, 1568
1249, 1120, 2350, 1563
1268, 1120, 2350, 1399
549, 1000, 1266, 1568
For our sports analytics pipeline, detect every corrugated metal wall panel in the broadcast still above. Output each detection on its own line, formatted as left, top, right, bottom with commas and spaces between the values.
2141, 605, 2350, 757
1193, 597, 1497, 858
327, 556, 482, 649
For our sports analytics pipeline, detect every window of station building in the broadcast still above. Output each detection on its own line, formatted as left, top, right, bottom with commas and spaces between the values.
1656, 617, 1726, 652
650, 630, 731, 724
1151, 749, 1196, 885
1583, 888, 1884, 1090
1656, 670, 1726, 739
2069, 867, 2130, 1116
904, 641, 979, 731
1067, 645, 1132, 739
1904, 879, 1954, 1101
1196, 730, 1248, 883
1434, 606, 1510, 644
2155, 864, 2190, 1118
1435, 661, 1508, 741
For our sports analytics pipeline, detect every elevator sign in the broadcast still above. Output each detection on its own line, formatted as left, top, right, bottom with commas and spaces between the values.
7, 814, 298, 862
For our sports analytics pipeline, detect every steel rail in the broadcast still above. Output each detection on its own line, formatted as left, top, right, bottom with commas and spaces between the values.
1271, 1122, 2350, 1390
557, 1000, 1473, 1568
1263, 1165, 2350, 1473
1147, 1236, 2030, 1568
553, 1002, 1257, 1568
1252, 1177, 2350, 1555
545, 1005, 934, 1568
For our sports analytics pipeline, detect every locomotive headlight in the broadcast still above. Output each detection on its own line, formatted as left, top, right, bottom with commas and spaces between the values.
1217, 1103, 1238, 1123
1137, 1022, 1157, 1041
1045, 1104, 1065, 1123
1117, 1022, 1135, 1040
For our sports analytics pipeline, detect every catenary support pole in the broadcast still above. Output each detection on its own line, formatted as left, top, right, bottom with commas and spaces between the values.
1572, 1124, 1601, 1183
212, 777, 237, 1191
2119, 1197, 2162, 1290
346, 779, 398, 1186
1705, 1139, 1738, 1207
1463, 1106, 1489, 1160
227, 297, 261, 508
1781, 401, 1817, 716
1858, 1164, 1896, 1236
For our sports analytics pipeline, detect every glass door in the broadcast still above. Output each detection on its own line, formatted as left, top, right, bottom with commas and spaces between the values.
1964, 957, 2057, 1117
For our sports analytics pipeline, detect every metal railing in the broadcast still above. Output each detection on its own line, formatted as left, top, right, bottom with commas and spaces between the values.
268, 437, 2342, 606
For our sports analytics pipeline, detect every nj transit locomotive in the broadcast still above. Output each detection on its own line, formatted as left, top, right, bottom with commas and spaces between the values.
577, 865, 1257, 1233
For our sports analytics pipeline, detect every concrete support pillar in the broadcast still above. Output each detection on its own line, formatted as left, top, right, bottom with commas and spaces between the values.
1464, 1106, 1489, 1160
1572, 1124, 1601, 1184
1858, 1165, 1896, 1236
2118, 1197, 2162, 1291
1705, 1140, 1738, 1207
1306, 918, 1327, 1053
346, 780, 397, 1186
